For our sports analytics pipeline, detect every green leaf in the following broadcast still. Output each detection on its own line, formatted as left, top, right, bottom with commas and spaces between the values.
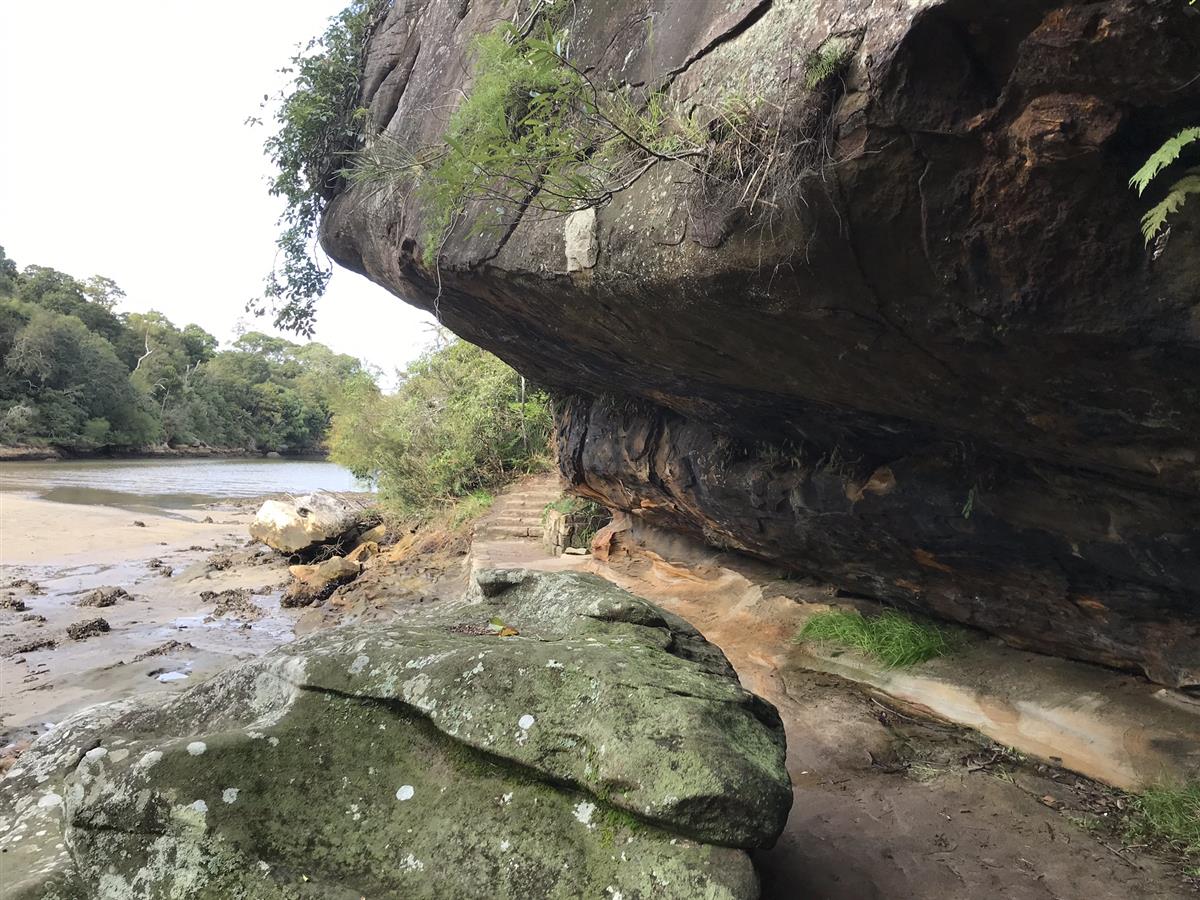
1139, 169, 1200, 243
1129, 127, 1200, 196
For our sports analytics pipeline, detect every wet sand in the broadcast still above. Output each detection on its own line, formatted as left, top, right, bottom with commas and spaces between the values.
0, 493, 297, 750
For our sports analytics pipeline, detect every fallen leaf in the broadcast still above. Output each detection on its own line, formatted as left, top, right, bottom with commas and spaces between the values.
497, 626, 519, 638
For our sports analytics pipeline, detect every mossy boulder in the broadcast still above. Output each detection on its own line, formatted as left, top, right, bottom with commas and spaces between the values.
0, 570, 790, 898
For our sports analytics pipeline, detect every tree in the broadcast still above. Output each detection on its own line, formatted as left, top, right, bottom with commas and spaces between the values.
327, 338, 551, 515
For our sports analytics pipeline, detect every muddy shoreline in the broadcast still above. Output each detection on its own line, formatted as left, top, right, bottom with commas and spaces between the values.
0, 493, 298, 758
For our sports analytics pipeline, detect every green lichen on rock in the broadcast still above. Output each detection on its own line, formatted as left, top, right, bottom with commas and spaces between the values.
0, 570, 790, 898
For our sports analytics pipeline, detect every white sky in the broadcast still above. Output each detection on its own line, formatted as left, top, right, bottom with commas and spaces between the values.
0, 1, 434, 381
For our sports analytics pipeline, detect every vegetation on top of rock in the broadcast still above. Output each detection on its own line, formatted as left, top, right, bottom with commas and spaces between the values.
797, 608, 955, 668
257, 0, 856, 324
1131, 126, 1199, 243
349, 4, 708, 270
328, 334, 551, 518
251, 0, 390, 335
803, 38, 855, 90
349, 4, 852, 272
0, 247, 367, 452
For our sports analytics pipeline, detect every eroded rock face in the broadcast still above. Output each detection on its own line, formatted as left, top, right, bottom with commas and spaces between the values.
0, 571, 788, 898
320, 0, 1200, 684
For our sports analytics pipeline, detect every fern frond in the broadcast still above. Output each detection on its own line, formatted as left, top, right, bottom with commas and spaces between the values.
1140, 169, 1200, 243
1130, 127, 1200, 196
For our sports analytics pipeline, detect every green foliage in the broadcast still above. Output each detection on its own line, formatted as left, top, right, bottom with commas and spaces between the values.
0, 247, 367, 452
543, 495, 609, 547
1130, 127, 1200, 243
1125, 782, 1200, 857
253, 0, 388, 335
803, 40, 853, 90
796, 608, 954, 668
447, 490, 496, 529
351, 8, 710, 269
327, 337, 551, 517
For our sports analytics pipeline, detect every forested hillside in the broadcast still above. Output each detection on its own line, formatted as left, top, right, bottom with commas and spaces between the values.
0, 246, 368, 453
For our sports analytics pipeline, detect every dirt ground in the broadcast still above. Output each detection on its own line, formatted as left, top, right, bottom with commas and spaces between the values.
590, 547, 1198, 899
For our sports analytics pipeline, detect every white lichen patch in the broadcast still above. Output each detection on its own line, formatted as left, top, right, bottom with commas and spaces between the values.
400, 673, 438, 713
348, 654, 370, 675
499, 839, 511, 852
545, 660, 565, 669
221, 788, 239, 804
186, 741, 206, 756
404, 651, 454, 671
189, 799, 208, 814
573, 800, 596, 827
396, 784, 415, 802
398, 853, 425, 872
136, 750, 163, 770
518, 714, 535, 730
83, 747, 108, 763
36, 793, 62, 809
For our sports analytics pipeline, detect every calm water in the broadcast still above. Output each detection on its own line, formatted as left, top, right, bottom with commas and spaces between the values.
0, 457, 369, 511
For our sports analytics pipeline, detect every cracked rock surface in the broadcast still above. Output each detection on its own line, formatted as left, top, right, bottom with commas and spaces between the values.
0, 570, 789, 899
321, 0, 1200, 686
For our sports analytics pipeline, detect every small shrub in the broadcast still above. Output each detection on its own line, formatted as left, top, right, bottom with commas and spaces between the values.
327, 337, 551, 519
1125, 782, 1200, 857
796, 608, 953, 668
542, 496, 609, 548
803, 39, 853, 90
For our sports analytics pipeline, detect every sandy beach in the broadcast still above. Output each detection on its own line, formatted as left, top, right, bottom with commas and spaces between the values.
0, 492, 297, 753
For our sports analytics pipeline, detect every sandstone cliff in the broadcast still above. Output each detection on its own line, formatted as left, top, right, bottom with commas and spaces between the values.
321, 0, 1200, 686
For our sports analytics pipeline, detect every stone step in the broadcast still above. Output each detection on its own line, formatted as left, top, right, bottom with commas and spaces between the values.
474, 525, 540, 539
494, 496, 561, 507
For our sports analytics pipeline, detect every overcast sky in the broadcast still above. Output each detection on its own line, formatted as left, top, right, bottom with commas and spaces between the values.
0, 1, 434, 380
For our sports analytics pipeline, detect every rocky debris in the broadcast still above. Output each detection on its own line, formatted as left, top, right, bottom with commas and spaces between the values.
355, 522, 387, 545
0, 570, 788, 897
8, 637, 55, 656
147, 558, 173, 577
66, 618, 110, 641
249, 491, 364, 554
199, 589, 263, 622
0, 594, 28, 612
321, 0, 1200, 686
204, 551, 234, 572
77, 586, 131, 608
345, 540, 378, 565
132, 640, 196, 662
201, 515, 214, 524
282, 555, 361, 607
131, 520, 145, 528
21, 614, 46, 625
2, 578, 43, 595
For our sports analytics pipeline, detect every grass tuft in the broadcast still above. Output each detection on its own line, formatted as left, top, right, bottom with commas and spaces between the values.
797, 609, 953, 668
446, 490, 495, 529
1125, 782, 1200, 857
